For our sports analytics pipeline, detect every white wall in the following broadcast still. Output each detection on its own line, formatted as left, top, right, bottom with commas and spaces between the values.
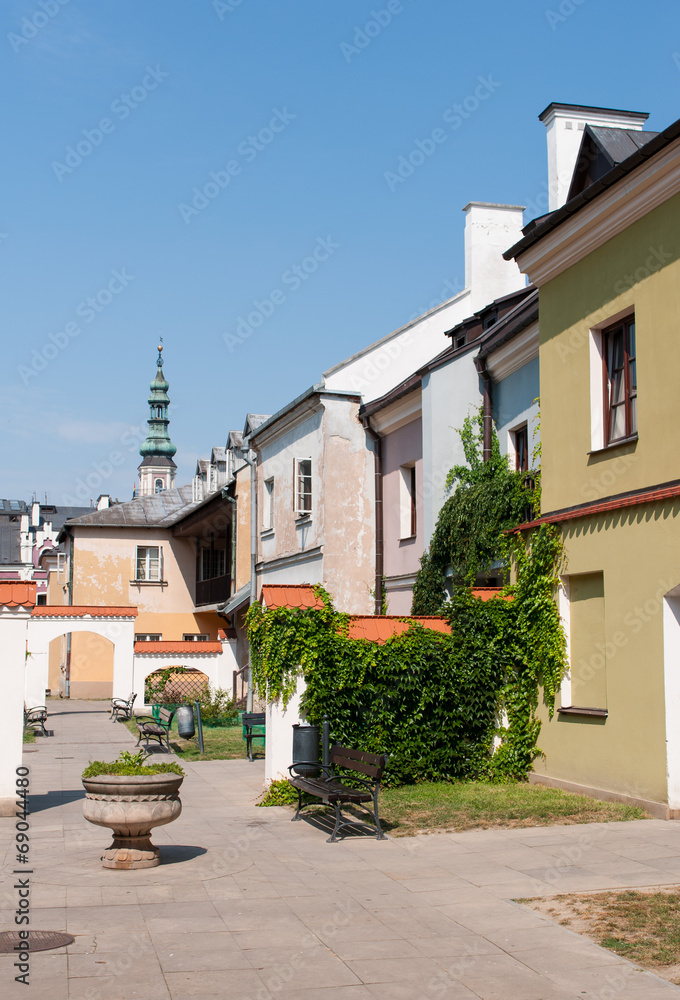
421, 351, 482, 545
0, 607, 32, 816
265, 675, 306, 783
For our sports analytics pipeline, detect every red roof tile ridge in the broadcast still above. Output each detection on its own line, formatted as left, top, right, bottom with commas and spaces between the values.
32, 605, 138, 617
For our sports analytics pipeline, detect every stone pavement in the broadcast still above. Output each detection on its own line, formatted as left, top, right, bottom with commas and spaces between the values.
2, 702, 680, 999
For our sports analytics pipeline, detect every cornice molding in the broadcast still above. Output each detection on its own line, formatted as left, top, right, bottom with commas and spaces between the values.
485, 321, 539, 382
370, 388, 422, 436
516, 137, 680, 286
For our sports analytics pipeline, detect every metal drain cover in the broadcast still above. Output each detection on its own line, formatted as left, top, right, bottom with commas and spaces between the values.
0, 931, 74, 953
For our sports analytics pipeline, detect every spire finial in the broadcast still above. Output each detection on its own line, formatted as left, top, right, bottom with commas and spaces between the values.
157, 335, 163, 367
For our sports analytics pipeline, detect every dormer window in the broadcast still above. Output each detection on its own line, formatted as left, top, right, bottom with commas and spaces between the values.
154, 479, 164, 494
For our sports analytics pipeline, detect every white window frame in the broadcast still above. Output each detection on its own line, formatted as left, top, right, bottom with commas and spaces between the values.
135, 545, 162, 582
263, 477, 275, 531
398, 463, 417, 540
182, 633, 210, 641
135, 633, 162, 641
294, 458, 312, 516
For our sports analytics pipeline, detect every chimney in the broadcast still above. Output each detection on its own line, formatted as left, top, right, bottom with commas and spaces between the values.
96, 494, 111, 511
31, 501, 40, 527
539, 103, 649, 211
463, 202, 526, 312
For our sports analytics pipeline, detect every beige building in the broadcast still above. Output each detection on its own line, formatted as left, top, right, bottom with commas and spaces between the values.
508, 105, 680, 815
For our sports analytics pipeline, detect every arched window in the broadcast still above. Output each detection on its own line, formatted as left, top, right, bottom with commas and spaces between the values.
154, 479, 164, 494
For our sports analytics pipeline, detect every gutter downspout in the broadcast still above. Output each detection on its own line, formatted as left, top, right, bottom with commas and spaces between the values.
239, 448, 257, 712
362, 417, 384, 615
475, 358, 493, 463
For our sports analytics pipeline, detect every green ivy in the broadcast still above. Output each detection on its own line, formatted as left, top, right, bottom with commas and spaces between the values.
246, 410, 567, 784
411, 409, 537, 615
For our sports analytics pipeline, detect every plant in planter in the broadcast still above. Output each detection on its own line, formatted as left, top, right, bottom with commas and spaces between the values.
81, 750, 184, 870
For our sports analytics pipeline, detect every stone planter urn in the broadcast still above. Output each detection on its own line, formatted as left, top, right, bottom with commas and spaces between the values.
82, 773, 184, 870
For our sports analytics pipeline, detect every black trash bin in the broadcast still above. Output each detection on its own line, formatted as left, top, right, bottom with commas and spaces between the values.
176, 704, 195, 740
291, 723, 320, 777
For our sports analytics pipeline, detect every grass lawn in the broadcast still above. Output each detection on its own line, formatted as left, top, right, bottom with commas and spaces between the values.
521, 889, 680, 986
377, 781, 648, 835
120, 716, 255, 762
260, 778, 648, 835
22, 729, 36, 744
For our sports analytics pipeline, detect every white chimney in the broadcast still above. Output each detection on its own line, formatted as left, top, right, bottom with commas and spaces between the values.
96, 494, 111, 510
539, 103, 649, 211
463, 202, 526, 312
31, 501, 40, 527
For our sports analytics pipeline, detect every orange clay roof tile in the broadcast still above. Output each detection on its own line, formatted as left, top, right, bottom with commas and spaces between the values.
0, 582, 36, 608
31, 605, 138, 617
134, 641, 222, 654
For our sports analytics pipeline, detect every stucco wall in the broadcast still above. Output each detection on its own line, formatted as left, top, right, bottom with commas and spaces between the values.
381, 417, 423, 614
534, 507, 680, 806
234, 464, 251, 593
539, 193, 680, 513
256, 396, 374, 614
493, 358, 540, 462
421, 351, 482, 545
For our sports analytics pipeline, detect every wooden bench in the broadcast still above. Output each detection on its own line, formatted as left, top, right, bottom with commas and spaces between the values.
24, 704, 48, 738
242, 712, 265, 762
110, 691, 136, 722
135, 707, 175, 752
288, 745, 388, 843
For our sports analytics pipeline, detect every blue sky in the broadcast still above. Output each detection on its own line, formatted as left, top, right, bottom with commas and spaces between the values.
2, 0, 679, 505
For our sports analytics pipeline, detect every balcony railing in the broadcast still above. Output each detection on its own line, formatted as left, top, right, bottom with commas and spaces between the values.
195, 575, 230, 606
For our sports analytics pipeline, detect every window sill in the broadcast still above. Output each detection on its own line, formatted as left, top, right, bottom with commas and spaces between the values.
295, 514, 312, 525
558, 705, 608, 718
130, 579, 168, 587
260, 528, 275, 539
588, 435, 638, 457
398, 535, 417, 544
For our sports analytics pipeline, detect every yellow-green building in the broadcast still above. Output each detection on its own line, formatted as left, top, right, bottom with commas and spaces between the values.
508, 111, 680, 817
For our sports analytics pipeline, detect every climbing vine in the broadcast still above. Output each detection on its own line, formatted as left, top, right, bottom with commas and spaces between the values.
411, 409, 537, 614
246, 407, 567, 783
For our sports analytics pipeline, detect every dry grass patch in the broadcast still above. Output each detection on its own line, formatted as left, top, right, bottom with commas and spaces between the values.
520, 888, 680, 985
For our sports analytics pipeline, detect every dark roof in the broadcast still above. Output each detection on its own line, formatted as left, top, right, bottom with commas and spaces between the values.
0, 521, 21, 564
0, 499, 27, 514
476, 288, 540, 363
360, 286, 538, 418
567, 125, 659, 201
138, 455, 177, 469
506, 114, 680, 261
37, 505, 92, 532
61, 485, 201, 533
538, 102, 649, 123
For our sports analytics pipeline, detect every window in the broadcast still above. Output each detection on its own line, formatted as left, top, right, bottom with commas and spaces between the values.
183, 633, 210, 641
200, 544, 226, 580
294, 459, 312, 515
135, 633, 161, 641
154, 478, 164, 494
512, 425, 529, 472
603, 316, 636, 444
135, 546, 161, 581
399, 464, 417, 539
263, 477, 274, 531
36, 593, 47, 606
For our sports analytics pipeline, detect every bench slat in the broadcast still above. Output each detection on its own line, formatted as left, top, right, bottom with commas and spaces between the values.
331, 746, 386, 779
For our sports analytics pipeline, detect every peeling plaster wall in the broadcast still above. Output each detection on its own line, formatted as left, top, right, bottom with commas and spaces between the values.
255, 396, 375, 615
234, 464, 251, 593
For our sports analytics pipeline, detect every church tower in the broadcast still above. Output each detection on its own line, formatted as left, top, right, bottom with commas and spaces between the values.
137, 343, 177, 496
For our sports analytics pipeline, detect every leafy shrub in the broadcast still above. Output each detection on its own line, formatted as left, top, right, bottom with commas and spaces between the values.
197, 685, 238, 722
82, 749, 184, 778
257, 779, 300, 807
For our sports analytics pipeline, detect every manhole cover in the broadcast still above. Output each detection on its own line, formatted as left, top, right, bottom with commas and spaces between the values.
0, 931, 74, 953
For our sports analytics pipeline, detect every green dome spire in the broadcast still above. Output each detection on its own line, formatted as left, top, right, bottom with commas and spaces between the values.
140, 343, 177, 460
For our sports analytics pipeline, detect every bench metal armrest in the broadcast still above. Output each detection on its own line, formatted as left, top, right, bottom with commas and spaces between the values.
288, 762, 332, 778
